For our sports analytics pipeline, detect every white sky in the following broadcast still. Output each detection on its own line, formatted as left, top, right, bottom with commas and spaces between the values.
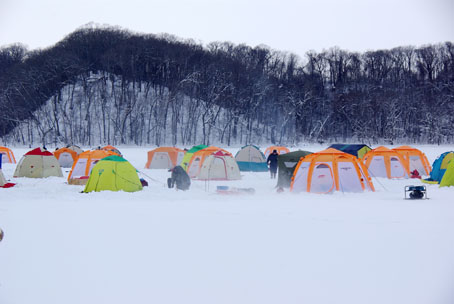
0, 0, 453, 57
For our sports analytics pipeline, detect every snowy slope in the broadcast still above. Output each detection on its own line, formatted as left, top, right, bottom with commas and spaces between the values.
0, 145, 453, 304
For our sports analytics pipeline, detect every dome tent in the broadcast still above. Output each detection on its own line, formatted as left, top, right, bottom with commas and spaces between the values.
440, 158, 454, 188
277, 150, 312, 188
68, 149, 118, 185
197, 150, 241, 180
146, 147, 185, 169
363, 146, 410, 179
186, 146, 232, 178
0, 146, 16, 164
83, 155, 142, 193
264, 146, 290, 158
290, 148, 374, 194
235, 145, 268, 172
423, 151, 454, 184
180, 144, 208, 170
0, 156, 6, 186
102, 145, 122, 156
53, 147, 82, 168
392, 145, 431, 176
328, 144, 371, 159
14, 147, 63, 178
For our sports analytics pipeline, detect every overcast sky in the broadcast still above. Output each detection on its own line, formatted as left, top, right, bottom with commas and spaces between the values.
0, 0, 453, 57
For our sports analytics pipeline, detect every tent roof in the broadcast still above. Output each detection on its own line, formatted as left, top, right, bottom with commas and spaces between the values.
101, 155, 127, 162
240, 144, 261, 150
278, 150, 312, 161
25, 147, 53, 156
187, 145, 208, 154
329, 144, 371, 151
371, 146, 394, 152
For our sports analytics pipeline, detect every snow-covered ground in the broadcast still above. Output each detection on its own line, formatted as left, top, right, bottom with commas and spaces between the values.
1, 144, 454, 304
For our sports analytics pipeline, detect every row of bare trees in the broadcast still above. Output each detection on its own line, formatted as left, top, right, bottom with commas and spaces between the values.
0, 25, 453, 147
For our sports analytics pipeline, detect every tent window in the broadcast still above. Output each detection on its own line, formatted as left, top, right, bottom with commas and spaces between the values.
284, 161, 297, 168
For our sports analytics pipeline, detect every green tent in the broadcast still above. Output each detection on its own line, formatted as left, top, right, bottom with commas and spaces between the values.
180, 145, 208, 170
277, 150, 312, 188
83, 155, 143, 193
440, 158, 454, 187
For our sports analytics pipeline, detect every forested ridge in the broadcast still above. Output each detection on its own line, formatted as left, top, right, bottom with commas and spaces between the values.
0, 25, 453, 146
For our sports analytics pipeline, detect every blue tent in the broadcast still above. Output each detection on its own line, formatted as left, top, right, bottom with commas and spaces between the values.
328, 144, 371, 159
235, 145, 268, 172
424, 151, 454, 183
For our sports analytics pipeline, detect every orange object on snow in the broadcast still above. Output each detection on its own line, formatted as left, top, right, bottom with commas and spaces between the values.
290, 148, 374, 194
68, 149, 117, 185
264, 146, 290, 157
392, 145, 431, 176
363, 146, 410, 179
0, 146, 16, 164
145, 147, 185, 169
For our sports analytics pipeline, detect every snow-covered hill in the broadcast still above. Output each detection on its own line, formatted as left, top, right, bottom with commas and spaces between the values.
1, 144, 453, 304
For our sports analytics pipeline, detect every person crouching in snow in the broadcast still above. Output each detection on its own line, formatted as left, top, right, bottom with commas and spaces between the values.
168, 165, 191, 190
267, 149, 279, 179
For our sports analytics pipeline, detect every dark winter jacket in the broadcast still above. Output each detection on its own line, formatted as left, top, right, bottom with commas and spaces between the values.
170, 165, 191, 190
267, 153, 279, 172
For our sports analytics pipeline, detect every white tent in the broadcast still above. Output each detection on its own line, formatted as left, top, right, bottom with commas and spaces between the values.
197, 151, 241, 180
0, 168, 6, 186
14, 148, 63, 178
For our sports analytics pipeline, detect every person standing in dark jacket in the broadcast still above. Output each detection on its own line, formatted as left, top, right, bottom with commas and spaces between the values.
267, 149, 279, 179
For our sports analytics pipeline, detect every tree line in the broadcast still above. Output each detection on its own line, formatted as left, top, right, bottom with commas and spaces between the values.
0, 25, 453, 147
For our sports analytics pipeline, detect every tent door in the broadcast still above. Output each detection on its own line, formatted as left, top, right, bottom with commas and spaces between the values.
310, 163, 335, 194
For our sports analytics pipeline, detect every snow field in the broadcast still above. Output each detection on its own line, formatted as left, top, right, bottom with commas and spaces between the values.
0, 145, 453, 304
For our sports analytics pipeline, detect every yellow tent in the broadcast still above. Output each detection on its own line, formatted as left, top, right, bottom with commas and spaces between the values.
83, 155, 142, 193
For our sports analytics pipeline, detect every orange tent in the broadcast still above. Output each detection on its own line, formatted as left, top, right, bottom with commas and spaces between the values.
68, 149, 117, 185
290, 148, 374, 193
264, 146, 290, 157
102, 145, 122, 156
186, 146, 232, 178
53, 147, 81, 168
363, 146, 410, 179
145, 147, 185, 169
392, 146, 431, 176
0, 146, 16, 164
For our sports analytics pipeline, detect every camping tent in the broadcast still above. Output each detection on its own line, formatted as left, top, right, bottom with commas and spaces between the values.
0, 157, 6, 186
53, 147, 82, 168
363, 146, 410, 179
145, 147, 185, 169
423, 151, 454, 184
264, 146, 290, 158
0, 156, 14, 188
68, 149, 117, 185
14, 147, 63, 178
328, 144, 371, 159
277, 150, 312, 188
67, 145, 83, 154
440, 158, 454, 187
290, 148, 374, 193
83, 155, 143, 193
180, 145, 208, 170
102, 145, 122, 156
392, 146, 431, 176
196, 151, 241, 180
186, 146, 232, 178
0, 146, 16, 164
235, 145, 268, 172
